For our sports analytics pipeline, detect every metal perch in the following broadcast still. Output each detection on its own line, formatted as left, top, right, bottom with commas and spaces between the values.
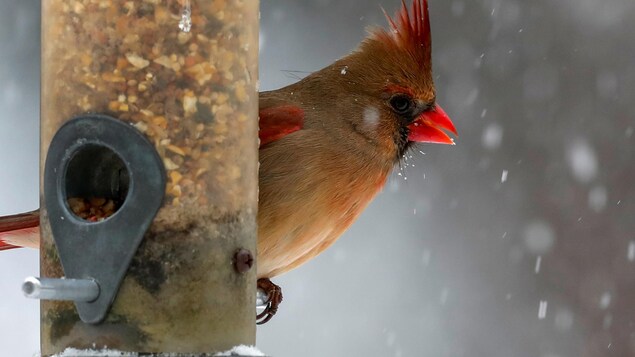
24, 276, 270, 312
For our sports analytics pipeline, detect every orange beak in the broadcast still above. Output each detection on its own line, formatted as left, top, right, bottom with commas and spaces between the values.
407, 104, 457, 145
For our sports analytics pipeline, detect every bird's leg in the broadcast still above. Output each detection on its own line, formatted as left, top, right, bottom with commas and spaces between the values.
256, 278, 283, 325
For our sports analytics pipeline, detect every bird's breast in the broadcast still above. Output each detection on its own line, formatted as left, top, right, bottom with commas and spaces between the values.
256, 131, 390, 278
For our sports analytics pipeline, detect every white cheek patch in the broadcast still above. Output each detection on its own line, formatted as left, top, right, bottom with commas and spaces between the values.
363, 106, 380, 131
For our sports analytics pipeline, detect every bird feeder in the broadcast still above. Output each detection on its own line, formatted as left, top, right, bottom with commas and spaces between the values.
36, 0, 259, 355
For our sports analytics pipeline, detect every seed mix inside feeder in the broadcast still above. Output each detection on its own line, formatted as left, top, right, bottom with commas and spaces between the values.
38, 0, 259, 355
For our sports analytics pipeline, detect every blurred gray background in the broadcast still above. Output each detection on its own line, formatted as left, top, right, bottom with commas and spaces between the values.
1, 0, 635, 356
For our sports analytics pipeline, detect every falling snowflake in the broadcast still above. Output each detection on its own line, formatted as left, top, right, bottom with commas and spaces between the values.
501, 170, 509, 183
566, 139, 598, 183
538, 300, 548, 319
534, 256, 542, 274
179, 0, 192, 33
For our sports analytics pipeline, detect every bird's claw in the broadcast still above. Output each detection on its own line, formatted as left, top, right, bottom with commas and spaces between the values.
256, 278, 283, 325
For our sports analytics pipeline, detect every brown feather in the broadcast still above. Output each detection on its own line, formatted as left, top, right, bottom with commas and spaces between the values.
255, 77, 398, 278
376, 0, 432, 70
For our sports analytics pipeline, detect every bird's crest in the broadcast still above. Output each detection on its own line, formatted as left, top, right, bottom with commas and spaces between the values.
374, 0, 432, 67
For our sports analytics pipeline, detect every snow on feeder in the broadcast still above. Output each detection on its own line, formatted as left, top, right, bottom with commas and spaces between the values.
34, 0, 259, 355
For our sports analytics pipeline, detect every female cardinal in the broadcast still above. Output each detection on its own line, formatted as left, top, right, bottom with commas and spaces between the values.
0, 0, 456, 324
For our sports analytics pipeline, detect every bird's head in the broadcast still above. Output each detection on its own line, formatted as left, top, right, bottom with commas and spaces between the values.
326, 0, 457, 160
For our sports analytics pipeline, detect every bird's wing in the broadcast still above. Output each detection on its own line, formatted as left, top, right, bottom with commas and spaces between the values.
259, 94, 304, 148
0, 210, 40, 250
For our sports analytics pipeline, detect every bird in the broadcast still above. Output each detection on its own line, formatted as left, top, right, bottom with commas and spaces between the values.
0, 0, 456, 324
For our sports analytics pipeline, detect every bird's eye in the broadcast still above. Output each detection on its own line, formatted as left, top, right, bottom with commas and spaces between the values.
389, 95, 413, 114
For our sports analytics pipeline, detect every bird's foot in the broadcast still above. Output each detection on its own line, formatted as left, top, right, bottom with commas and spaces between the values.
256, 278, 283, 325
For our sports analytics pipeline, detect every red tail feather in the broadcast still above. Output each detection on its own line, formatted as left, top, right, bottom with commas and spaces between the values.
0, 210, 40, 250
0, 241, 19, 250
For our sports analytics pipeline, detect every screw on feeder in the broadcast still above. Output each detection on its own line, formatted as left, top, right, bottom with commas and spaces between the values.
233, 248, 254, 273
